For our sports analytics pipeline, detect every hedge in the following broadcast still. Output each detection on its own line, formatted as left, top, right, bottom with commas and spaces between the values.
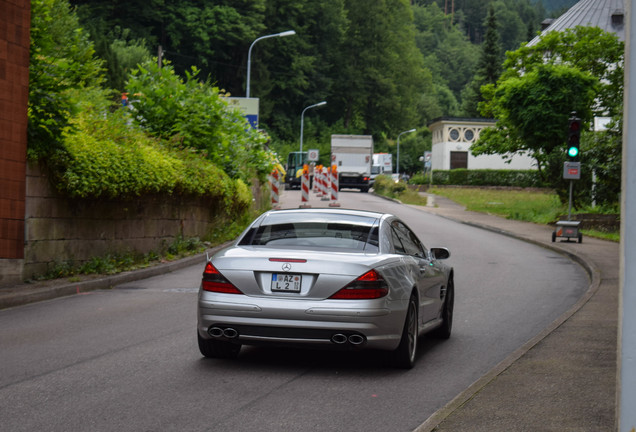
410, 169, 548, 188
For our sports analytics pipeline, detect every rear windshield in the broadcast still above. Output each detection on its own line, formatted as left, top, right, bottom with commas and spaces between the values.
238, 214, 379, 252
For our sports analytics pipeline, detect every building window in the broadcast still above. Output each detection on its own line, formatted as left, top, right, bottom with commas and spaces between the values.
464, 129, 474, 142
450, 151, 468, 169
449, 128, 460, 141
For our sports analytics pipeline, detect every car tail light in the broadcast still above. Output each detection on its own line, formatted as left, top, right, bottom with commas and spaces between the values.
201, 262, 243, 294
329, 269, 389, 299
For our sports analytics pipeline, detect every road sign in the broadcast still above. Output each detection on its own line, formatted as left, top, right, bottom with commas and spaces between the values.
563, 161, 581, 180
225, 97, 259, 129
307, 149, 319, 161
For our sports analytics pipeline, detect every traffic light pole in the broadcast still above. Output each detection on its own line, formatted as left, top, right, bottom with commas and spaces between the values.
567, 180, 573, 221
555, 133, 583, 243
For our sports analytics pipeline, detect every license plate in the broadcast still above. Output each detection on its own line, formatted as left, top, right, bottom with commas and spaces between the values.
271, 273, 302, 292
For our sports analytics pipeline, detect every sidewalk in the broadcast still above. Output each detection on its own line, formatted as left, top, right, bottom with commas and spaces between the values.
413, 194, 619, 432
0, 191, 619, 430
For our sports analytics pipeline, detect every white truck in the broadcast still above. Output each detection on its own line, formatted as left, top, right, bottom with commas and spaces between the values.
331, 135, 373, 193
371, 153, 393, 182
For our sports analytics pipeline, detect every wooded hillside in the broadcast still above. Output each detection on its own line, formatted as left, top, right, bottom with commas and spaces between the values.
68, 0, 577, 169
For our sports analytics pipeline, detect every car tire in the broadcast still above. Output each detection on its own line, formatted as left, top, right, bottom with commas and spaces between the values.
197, 332, 241, 359
391, 294, 418, 369
431, 276, 454, 339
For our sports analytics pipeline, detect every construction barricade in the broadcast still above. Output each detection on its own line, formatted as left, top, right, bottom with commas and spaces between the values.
299, 164, 311, 208
313, 165, 322, 194
269, 169, 281, 209
329, 165, 340, 207
320, 166, 330, 201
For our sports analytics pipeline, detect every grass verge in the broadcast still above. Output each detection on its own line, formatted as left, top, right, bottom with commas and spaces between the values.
380, 185, 619, 242
428, 187, 564, 224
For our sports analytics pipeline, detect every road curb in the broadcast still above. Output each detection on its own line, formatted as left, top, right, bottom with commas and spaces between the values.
0, 242, 232, 310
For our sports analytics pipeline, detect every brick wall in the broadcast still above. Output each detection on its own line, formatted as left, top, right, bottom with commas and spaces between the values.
0, 0, 30, 284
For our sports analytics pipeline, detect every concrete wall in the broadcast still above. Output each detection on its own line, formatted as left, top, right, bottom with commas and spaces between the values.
432, 142, 537, 170
0, 0, 30, 284
21, 163, 256, 281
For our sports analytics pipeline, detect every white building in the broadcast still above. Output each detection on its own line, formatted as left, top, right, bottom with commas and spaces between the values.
428, 117, 536, 170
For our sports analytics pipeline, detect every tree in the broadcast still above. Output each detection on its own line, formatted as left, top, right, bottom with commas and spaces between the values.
254, 0, 348, 141
503, 26, 624, 118
474, 26, 624, 205
71, 0, 268, 95
583, 119, 622, 207
473, 63, 598, 203
29, 0, 105, 160
412, 2, 478, 119
332, 0, 428, 136
461, 4, 502, 116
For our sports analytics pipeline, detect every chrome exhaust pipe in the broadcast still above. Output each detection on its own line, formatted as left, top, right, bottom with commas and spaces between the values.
331, 333, 348, 344
348, 334, 366, 345
209, 327, 224, 338
223, 328, 239, 339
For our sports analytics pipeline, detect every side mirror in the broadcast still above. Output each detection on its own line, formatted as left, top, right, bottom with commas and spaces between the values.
430, 247, 450, 260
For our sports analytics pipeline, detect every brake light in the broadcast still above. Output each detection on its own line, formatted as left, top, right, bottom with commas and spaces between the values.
329, 269, 389, 299
202, 262, 243, 294
269, 258, 307, 263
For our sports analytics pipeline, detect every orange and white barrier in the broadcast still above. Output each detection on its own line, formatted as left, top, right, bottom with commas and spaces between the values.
269, 169, 280, 209
314, 166, 324, 197
300, 164, 311, 208
320, 167, 330, 201
313, 165, 322, 194
329, 165, 340, 207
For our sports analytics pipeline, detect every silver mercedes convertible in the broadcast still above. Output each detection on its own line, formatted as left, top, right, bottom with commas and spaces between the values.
197, 208, 454, 368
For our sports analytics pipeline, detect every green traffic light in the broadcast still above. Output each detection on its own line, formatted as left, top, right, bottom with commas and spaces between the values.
568, 146, 579, 157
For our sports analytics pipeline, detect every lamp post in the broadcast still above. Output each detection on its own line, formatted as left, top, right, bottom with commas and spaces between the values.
396, 128, 416, 179
300, 101, 327, 153
246, 30, 296, 98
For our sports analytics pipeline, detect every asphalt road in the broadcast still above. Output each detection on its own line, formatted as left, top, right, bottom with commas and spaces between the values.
0, 191, 588, 432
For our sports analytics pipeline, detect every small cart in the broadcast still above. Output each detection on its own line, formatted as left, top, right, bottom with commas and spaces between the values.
552, 220, 582, 243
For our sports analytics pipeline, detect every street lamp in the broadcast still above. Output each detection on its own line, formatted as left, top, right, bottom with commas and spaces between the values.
396, 128, 416, 178
246, 30, 296, 98
300, 101, 327, 153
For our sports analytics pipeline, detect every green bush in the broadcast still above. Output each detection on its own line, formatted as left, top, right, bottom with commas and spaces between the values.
126, 61, 273, 184
54, 88, 248, 210
373, 175, 407, 196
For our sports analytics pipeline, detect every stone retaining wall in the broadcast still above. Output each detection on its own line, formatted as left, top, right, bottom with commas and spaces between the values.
21, 163, 263, 280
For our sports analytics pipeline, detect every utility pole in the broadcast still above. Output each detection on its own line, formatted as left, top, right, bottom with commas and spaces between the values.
618, 1, 635, 429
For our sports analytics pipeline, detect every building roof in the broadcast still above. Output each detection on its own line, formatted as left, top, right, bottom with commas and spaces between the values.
428, 117, 496, 127
528, 0, 625, 46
